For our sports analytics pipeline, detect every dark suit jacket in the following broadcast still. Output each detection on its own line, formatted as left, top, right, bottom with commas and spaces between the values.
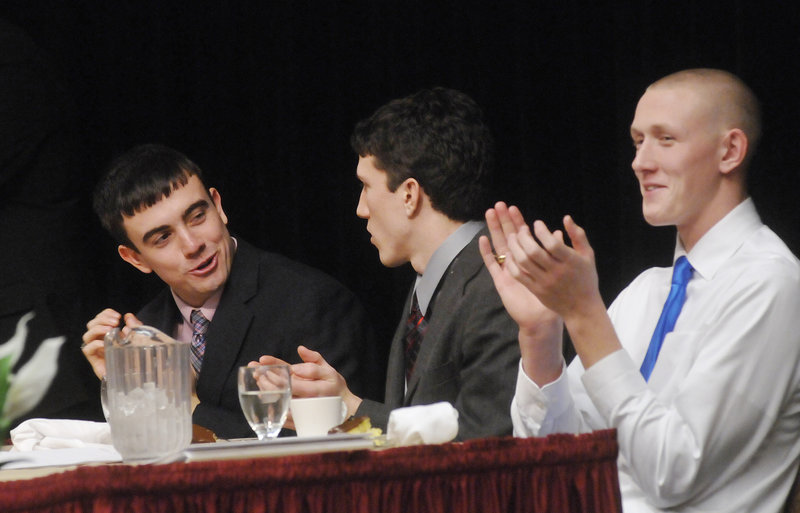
137, 239, 375, 439
357, 230, 520, 440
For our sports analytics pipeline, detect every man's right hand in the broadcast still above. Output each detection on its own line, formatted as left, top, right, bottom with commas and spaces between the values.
479, 202, 565, 386
257, 346, 363, 419
81, 309, 142, 379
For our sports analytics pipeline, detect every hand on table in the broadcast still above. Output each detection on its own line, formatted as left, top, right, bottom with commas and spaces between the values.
256, 346, 363, 424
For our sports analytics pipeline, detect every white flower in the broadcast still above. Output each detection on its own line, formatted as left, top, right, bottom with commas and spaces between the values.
0, 312, 65, 425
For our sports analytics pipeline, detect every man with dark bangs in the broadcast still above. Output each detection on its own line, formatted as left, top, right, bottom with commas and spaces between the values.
82, 144, 374, 439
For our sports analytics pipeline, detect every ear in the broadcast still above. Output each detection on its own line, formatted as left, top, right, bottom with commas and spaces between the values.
209, 187, 228, 225
719, 128, 748, 175
118, 245, 153, 274
400, 178, 423, 217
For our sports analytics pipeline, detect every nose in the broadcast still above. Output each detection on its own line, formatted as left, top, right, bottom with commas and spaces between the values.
631, 139, 656, 176
178, 227, 205, 258
356, 189, 369, 219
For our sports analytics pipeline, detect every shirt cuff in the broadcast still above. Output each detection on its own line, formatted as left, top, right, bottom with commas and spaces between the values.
511, 358, 571, 436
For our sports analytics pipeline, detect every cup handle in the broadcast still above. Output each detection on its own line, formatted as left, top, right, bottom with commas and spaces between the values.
340, 401, 348, 423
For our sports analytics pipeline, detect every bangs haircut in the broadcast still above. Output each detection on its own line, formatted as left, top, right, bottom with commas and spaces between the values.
93, 144, 206, 249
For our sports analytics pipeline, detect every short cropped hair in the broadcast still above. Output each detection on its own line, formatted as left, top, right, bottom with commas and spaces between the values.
650, 68, 762, 167
93, 144, 207, 249
350, 87, 494, 222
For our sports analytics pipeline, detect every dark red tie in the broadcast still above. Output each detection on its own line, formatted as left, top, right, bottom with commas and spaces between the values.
404, 294, 428, 381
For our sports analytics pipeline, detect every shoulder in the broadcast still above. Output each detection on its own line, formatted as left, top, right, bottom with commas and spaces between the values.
738, 226, 800, 276
441, 239, 516, 330
446, 231, 491, 289
136, 288, 179, 328
235, 240, 359, 302
721, 227, 800, 301
262, 252, 353, 293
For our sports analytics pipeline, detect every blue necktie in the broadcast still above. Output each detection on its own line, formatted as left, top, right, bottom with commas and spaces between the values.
640, 256, 693, 381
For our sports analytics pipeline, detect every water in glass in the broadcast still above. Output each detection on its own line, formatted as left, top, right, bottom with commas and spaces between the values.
238, 364, 291, 440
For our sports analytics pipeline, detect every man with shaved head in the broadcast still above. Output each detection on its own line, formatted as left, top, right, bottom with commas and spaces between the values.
481, 69, 800, 511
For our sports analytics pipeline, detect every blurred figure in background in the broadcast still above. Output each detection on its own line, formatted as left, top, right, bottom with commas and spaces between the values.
0, 18, 102, 428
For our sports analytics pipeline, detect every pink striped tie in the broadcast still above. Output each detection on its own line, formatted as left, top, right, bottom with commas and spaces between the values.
190, 309, 209, 374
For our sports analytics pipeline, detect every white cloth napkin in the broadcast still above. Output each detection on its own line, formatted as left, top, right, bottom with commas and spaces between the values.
10, 418, 113, 451
386, 402, 459, 446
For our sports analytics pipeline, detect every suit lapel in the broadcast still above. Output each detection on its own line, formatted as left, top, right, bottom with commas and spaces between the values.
196, 240, 259, 404
403, 233, 483, 402
403, 283, 457, 402
384, 289, 414, 407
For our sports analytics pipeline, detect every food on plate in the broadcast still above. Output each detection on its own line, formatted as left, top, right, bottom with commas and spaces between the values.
328, 416, 382, 436
192, 424, 218, 443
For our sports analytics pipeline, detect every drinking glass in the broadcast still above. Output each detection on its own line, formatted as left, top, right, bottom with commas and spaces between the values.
237, 364, 291, 440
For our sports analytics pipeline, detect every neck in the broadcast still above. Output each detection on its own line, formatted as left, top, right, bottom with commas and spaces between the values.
408, 214, 464, 275
678, 190, 747, 252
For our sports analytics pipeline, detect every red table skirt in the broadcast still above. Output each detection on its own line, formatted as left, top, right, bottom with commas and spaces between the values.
0, 430, 621, 513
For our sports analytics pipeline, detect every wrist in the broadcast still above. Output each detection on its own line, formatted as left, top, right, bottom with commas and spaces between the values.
343, 392, 363, 417
518, 327, 563, 387
562, 302, 621, 369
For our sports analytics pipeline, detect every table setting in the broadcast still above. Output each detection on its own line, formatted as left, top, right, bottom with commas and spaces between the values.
0, 324, 617, 512
1, 328, 459, 474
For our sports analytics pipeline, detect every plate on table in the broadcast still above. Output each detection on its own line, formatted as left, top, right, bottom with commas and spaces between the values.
180, 433, 376, 462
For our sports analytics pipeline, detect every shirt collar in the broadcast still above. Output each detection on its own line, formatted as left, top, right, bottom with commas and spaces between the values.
676, 198, 763, 280
172, 287, 223, 325
414, 220, 484, 315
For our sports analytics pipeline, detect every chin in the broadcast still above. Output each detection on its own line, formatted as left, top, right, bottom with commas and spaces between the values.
378, 253, 404, 269
642, 211, 671, 228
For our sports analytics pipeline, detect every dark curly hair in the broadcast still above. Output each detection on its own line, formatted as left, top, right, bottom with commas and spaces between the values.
351, 87, 494, 221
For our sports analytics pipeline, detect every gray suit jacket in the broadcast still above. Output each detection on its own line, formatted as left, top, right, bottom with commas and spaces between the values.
138, 238, 376, 439
357, 230, 520, 440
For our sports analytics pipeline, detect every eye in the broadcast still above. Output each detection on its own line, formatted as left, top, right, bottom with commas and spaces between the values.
189, 209, 206, 225
153, 231, 171, 246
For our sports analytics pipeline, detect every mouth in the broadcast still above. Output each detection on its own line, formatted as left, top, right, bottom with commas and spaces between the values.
190, 253, 218, 276
642, 183, 665, 194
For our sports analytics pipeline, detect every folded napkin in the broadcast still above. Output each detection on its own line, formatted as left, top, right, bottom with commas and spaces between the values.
386, 402, 459, 446
10, 418, 113, 451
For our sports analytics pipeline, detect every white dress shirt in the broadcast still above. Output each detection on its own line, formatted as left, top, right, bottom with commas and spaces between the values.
512, 198, 800, 512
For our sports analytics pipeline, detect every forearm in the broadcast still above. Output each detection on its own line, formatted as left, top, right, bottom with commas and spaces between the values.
562, 297, 621, 371
518, 321, 564, 387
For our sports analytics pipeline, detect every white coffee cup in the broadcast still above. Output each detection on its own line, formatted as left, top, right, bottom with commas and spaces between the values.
290, 396, 347, 437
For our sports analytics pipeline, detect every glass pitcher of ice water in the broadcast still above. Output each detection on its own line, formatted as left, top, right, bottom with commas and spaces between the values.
104, 325, 192, 461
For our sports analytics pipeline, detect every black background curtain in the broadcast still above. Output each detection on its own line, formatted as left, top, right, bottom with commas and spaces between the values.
2, 1, 798, 387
